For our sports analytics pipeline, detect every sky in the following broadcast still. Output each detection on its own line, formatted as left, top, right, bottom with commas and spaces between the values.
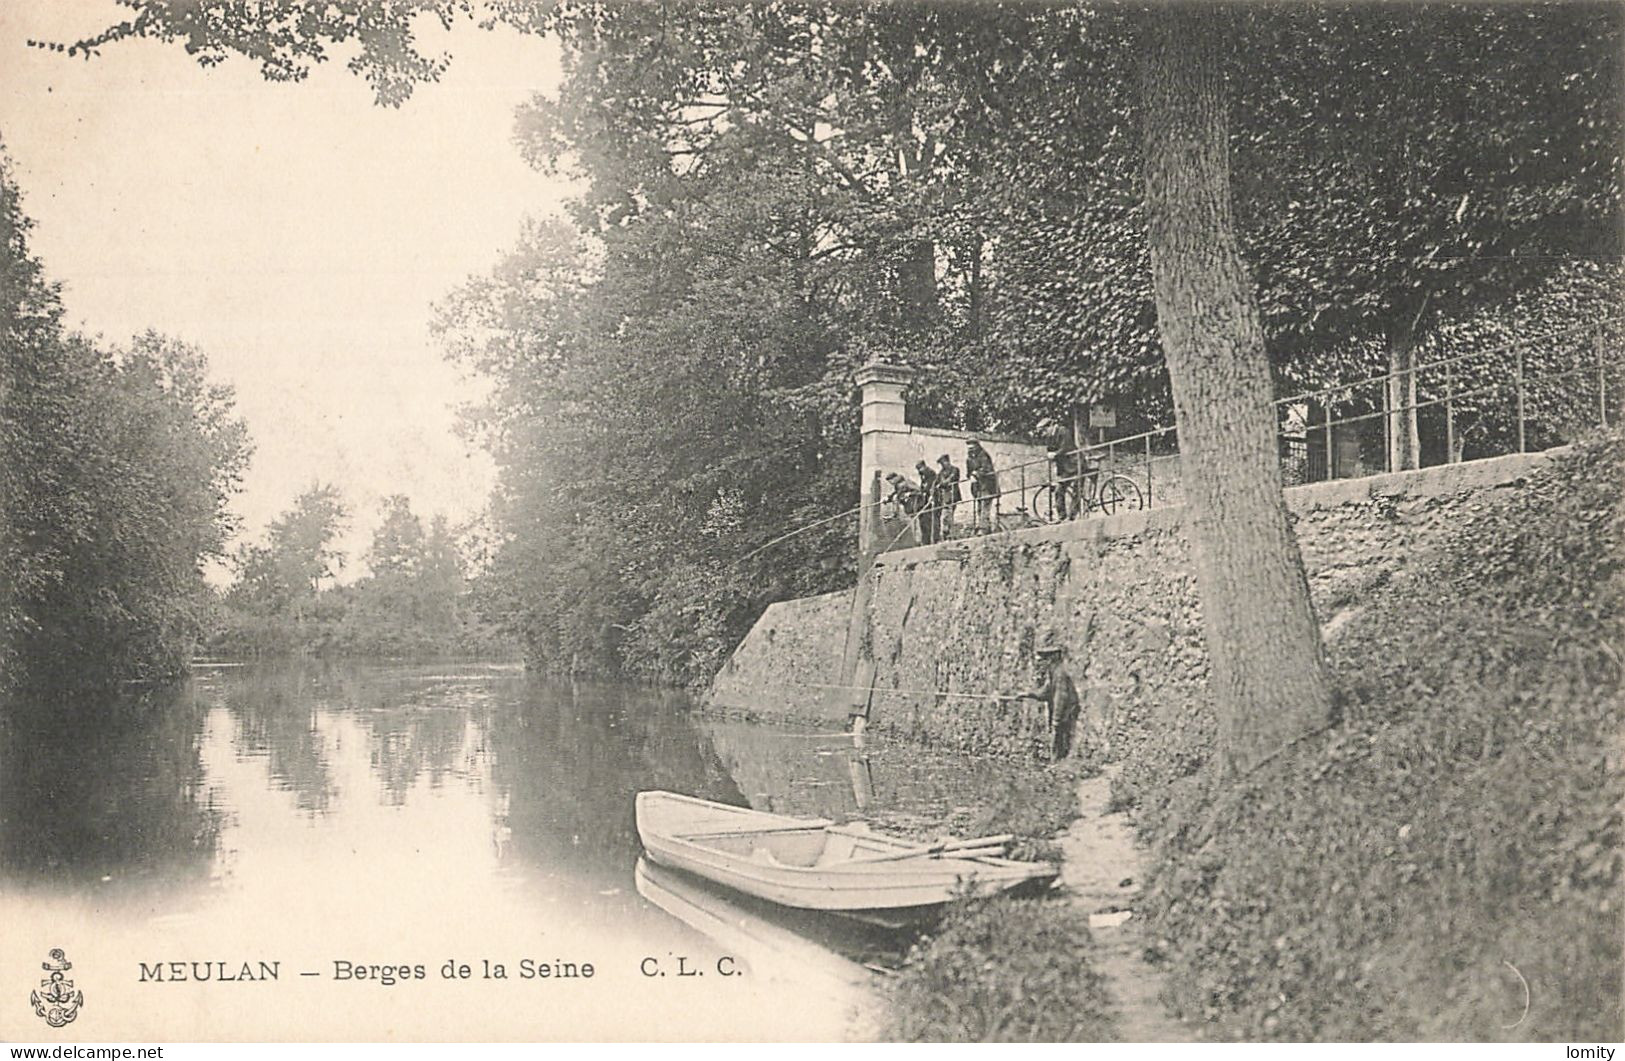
0, 3, 577, 579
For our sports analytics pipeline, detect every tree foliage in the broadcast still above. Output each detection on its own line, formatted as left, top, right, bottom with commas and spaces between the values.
1238, 3, 1622, 363
210, 490, 511, 658
224, 483, 348, 620
33, 0, 471, 108
62, 2, 1624, 687
1, 147, 251, 695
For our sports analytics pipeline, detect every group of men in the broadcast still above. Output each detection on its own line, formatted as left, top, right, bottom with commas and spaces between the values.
883, 440, 1001, 546
873, 438, 1092, 760
875, 435, 1089, 759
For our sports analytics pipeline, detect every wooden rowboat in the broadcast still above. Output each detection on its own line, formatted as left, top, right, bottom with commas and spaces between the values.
635, 791, 1059, 926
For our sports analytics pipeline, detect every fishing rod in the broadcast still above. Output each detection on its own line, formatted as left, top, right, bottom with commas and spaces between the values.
731, 441, 1085, 567
723, 677, 1031, 703
733, 500, 869, 566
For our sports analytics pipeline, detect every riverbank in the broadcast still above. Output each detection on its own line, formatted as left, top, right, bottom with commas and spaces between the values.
878, 757, 1191, 1042
875, 755, 1107, 1041
1122, 430, 1622, 1041
1058, 764, 1194, 1041
877, 430, 1621, 1042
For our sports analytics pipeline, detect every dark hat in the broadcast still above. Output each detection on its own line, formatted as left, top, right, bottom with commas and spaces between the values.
937, 453, 951, 463
1035, 629, 1064, 655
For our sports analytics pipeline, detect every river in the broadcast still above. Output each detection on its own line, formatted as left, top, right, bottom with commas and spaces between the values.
0, 660, 1041, 1041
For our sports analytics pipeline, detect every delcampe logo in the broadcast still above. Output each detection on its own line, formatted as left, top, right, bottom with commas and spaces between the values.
29, 949, 84, 1028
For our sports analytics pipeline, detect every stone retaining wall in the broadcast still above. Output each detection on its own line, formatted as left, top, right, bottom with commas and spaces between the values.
707, 450, 1562, 751
707, 588, 853, 722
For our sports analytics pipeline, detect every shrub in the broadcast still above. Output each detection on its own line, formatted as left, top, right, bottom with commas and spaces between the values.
884, 896, 1115, 1042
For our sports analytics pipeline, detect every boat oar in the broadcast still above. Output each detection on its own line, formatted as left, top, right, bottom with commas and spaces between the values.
849, 833, 1015, 864
894, 845, 1010, 862
934, 845, 1010, 861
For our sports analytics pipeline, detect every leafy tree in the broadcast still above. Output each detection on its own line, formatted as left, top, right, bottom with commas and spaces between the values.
433, 147, 861, 678
368, 494, 427, 578
344, 500, 470, 654
65, 3, 1621, 737
225, 484, 347, 619
214, 490, 510, 658
0, 140, 67, 685
2, 146, 251, 694
269, 483, 348, 593
37, 0, 468, 108
417, 515, 467, 640
1235, 2, 1624, 467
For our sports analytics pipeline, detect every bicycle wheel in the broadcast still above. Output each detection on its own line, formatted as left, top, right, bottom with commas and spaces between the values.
1029, 484, 1061, 524
1096, 474, 1145, 514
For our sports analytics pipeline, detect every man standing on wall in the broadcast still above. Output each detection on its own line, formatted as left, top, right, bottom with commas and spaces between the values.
965, 440, 998, 533
914, 460, 940, 544
1046, 421, 1083, 520
1004, 630, 1083, 761
885, 471, 928, 547
934, 453, 963, 539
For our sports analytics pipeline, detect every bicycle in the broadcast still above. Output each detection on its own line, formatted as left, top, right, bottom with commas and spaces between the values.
1028, 469, 1145, 523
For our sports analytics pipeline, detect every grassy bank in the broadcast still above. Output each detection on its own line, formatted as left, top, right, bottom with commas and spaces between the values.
1121, 431, 1623, 1040
878, 750, 1106, 1040
882, 895, 1115, 1041
959, 753, 1097, 862
881, 433, 1621, 1042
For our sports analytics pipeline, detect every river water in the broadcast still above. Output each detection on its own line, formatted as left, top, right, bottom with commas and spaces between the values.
0, 661, 1036, 1041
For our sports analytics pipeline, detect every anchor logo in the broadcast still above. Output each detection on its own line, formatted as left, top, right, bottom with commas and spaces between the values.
30, 948, 84, 1028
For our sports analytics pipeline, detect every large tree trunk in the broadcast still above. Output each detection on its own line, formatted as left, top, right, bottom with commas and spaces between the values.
1385, 319, 1422, 472
1139, 4, 1335, 776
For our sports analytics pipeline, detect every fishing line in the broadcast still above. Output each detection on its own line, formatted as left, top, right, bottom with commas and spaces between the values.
717, 677, 1032, 703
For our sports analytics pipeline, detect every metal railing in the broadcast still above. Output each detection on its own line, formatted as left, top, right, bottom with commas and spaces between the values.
1275, 314, 1619, 473
872, 314, 1620, 554
871, 424, 1179, 551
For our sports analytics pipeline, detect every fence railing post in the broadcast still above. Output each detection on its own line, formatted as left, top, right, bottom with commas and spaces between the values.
1323, 398, 1335, 480
1515, 345, 1526, 453
1444, 360, 1456, 464
1145, 433, 1153, 508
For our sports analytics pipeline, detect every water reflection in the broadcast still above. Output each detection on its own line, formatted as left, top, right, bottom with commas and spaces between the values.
699, 715, 1047, 840
485, 680, 747, 914
206, 663, 762, 908
365, 699, 472, 807
0, 661, 1045, 1039
220, 666, 337, 815
2, 664, 1041, 900
0, 684, 221, 892
848, 750, 877, 812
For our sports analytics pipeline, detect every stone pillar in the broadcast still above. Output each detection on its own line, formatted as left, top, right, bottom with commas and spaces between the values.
854, 361, 916, 562
839, 362, 915, 730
